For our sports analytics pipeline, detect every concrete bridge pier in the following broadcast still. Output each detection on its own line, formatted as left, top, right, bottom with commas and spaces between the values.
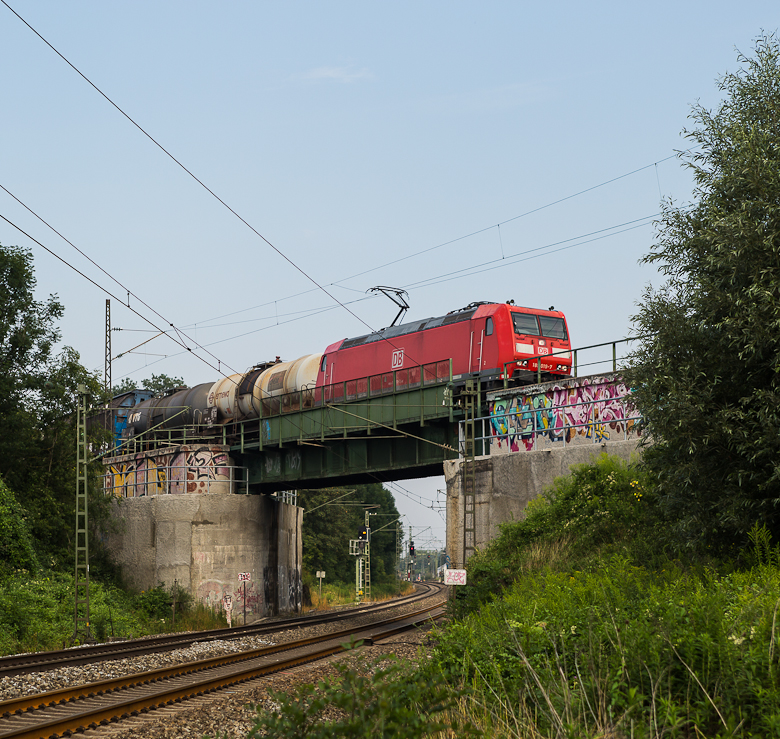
444, 439, 641, 568
102, 444, 303, 618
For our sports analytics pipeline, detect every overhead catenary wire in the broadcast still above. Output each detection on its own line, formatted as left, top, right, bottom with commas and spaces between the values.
0, 212, 231, 381
0, 182, 242, 383
0, 182, 241, 382
110, 209, 658, 381
6, 1, 682, 361
172, 150, 688, 335
3, 0, 687, 358
0, 0, 385, 345
402, 215, 658, 291
325, 154, 682, 289
1, 0, 692, 397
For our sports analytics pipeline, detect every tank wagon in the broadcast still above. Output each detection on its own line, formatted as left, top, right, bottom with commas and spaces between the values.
124, 301, 571, 439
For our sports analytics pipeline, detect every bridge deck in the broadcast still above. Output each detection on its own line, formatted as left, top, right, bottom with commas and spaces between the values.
109, 362, 475, 493
231, 374, 464, 490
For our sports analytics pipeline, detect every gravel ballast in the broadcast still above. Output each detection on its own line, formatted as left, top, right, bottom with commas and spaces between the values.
0, 589, 446, 738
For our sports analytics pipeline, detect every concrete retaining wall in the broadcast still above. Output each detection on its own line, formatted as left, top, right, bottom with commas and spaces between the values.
444, 439, 641, 568
104, 493, 303, 617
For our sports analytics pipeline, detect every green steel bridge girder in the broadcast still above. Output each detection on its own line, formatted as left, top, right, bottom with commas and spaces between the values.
230, 382, 465, 492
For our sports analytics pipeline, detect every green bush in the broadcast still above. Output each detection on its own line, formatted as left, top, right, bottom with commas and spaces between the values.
0, 570, 227, 655
456, 454, 658, 616
0, 477, 39, 575
245, 642, 473, 739
434, 554, 780, 737
135, 584, 173, 621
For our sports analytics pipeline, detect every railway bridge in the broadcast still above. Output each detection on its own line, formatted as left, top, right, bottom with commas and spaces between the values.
101, 345, 640, 614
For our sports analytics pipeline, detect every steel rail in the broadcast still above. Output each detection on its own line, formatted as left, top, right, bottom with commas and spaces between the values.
0, 583, 438, 678
0, 595, 445, 739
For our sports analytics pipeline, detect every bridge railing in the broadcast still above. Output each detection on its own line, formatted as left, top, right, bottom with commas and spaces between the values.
259, 359, 453, 416
460, 383, 641, 457
103, 462, 249, 497
502, 336, 643, 387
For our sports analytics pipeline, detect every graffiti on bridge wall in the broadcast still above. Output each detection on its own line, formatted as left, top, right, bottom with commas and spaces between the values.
489, 376, 640, 453
200, 567, 300, 619
197, 579, 262, 619
262, 565, 302, 615
105, 446, 231, 497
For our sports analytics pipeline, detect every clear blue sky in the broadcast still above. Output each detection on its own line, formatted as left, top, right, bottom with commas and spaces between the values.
1, 1, 776, 539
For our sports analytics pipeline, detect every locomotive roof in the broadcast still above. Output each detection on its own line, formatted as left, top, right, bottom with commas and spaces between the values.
339, 305, 478, 350
335, 302, 565, 352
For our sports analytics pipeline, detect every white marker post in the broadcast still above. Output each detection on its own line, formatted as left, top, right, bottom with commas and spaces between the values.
238, 572, 251, 624
316, 571, 325, 605
222, 593, 233, 627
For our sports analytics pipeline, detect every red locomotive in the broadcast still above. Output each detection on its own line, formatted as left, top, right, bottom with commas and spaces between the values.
318, 301, 571, 391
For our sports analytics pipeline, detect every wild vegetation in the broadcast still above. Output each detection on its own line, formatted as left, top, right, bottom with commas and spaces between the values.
432, 457, 780, 737
624, 35, 780, 552
298, 483, 402, 593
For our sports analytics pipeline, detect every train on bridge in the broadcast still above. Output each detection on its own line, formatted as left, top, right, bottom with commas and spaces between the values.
120, 301, 572, 440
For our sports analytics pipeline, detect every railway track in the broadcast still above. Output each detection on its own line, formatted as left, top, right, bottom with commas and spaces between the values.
0, 584, 446, 739
0, 583, 441, 679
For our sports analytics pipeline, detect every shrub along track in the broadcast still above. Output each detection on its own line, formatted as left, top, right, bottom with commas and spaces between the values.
0, 584, 446, 739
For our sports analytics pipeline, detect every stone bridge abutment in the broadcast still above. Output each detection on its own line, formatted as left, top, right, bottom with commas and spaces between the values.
445, 373, 643, 566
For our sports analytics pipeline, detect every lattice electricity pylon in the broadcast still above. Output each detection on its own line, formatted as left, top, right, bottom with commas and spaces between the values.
104, 299, 111, 397
74, 384, 91, 642
461, 379, 478, 567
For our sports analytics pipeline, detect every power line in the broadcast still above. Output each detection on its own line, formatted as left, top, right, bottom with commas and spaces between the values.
180, 152, 687, 333
402, 214, 659, 291
2, 0, 691, 386
1, 0, 382, 342
111, 211, 659, 380
0, 182, 241, 380
7, 0, 684, 346
326, 156, 681, 289
0, 212, 231, 380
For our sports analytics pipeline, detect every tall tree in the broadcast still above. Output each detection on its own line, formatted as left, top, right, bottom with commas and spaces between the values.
298, 483, 401, 585
112, 373, 185, 396
627, 35, 780, 550
0, 242, 106, 567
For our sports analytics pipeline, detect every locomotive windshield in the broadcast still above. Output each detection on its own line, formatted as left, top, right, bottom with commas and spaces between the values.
512, 313, 540, 335
512, 312, 568, 340
538, 315, 567, 340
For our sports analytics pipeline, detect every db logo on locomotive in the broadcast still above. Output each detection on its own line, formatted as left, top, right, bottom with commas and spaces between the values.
391, 349, 404, 369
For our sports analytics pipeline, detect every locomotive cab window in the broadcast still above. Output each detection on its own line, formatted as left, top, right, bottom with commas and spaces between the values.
512, 312, 540, 336
485, 317, 494, 336
320, 356, 327, 372
538, 316, 568, 340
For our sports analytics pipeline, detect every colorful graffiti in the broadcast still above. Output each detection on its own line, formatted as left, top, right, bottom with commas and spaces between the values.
488, 375, 639, 453
105, 445, 233, 497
